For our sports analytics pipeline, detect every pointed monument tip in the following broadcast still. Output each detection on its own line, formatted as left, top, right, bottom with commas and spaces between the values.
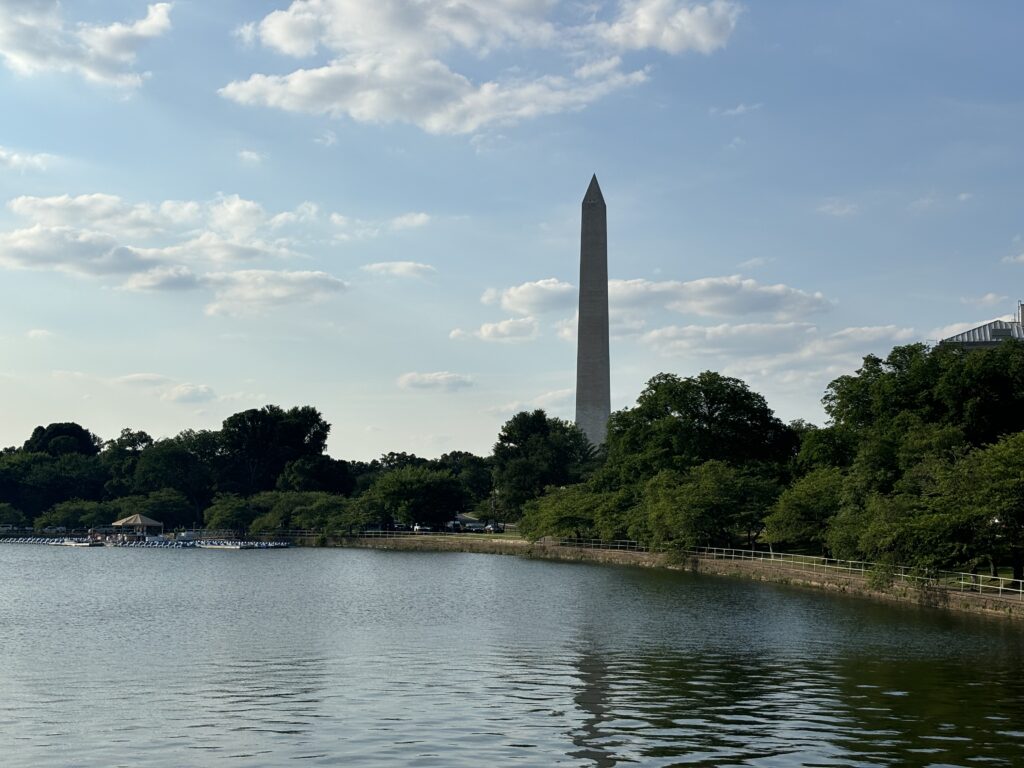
583, 174, 604, 205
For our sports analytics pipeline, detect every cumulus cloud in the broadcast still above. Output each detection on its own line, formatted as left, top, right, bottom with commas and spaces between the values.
0, 191, 364, 316
0, 145, 57, 172
817, 198, 858, 217
220, 0, 739, 134
26, 328, 53, 340
0, 2, 172, 88
711, 101, 761, 116
488, 387, 574, 416
482, 278, 575, 315
238, 149, 265, 165
451, 316, 539, 342
397, 371, 474, 391
390, 212, 430, 230
121, 265, 200, 291
202, 270, 347, 316
114, 372, 174, 387
960, 292, 1007, 308
361, 261, 436, 278
611, 275, 831, 320
597, 0, 741, 53
161, 383, 217, 403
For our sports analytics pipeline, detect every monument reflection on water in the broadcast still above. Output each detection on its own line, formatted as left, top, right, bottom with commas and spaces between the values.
0, 546, 1021, 767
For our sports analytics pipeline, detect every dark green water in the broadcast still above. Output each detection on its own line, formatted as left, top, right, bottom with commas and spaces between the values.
0, 546, 1021, 766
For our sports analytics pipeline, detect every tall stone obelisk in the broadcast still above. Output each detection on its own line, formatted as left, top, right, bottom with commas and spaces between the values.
575, 175, 610, 446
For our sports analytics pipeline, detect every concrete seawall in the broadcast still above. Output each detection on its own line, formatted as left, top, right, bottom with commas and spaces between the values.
306, 535, 1024, 621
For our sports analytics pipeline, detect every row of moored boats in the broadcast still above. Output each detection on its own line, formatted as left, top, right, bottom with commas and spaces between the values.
0, 537, 289, 549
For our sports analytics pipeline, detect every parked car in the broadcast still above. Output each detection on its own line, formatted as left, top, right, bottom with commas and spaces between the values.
463, 522, 486, 533
413, 524, 433, 533
485, 523, 504, 533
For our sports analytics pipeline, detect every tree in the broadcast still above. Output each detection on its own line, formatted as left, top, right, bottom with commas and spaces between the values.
491, 410, 592, 519
277, 455, 355, 495
219, 405, 330, 495
133, 440, 213, 510
34, 499, 115, 531
0, 502, 26, 528
599, 372, 797, 488
953, 432, 1024, 580
203, 494, 259, 532
642, 461, 779, 549
100, 428, 154, 497
763, 467, 844, 553
361, 466, 467, 528
23, 423, 102, 456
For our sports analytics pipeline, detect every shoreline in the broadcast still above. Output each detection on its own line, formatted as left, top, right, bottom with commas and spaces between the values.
309, 534, 1024, 622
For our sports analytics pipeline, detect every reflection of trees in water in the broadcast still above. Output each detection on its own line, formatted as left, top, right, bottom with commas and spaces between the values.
829, 649, 1024, 765
561, 643, 1024, 767
568, 647, 615, 767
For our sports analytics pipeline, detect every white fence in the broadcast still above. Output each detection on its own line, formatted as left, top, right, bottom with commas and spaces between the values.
553, 540, 1024, 602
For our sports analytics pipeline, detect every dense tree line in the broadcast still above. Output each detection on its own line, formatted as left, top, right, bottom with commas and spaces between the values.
520, 342, 1024, 581
7, 339, 1024, 580
0, 405, 504, 536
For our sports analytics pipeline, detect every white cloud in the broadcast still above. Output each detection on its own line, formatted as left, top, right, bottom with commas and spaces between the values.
960, 292, 1007, 308
1002, 252, 1024, 265
161, 383, 217, 403
315, 129, 337, 146
114, 372, 174, 387
121, 265, 200, 291
483, 277, 575, 315
711, 101, 761, 116
488, 387, 573, 416
958, 192, 973, 202
817, 198, 858, 217
390, 212, 431, 230
642, 321, 816, 355
598, 0, 741, 54
26, 328, 53, 340
0, 145, 57, 172
737, 256, 773, 268
451, 316, 539, 342
397, 371, 473, 391
202, 270, 347, 316
610, 275, 831, 319
220, 0, 738, 135
0, 224, 151, 276
233, 21, 257, 47
361, 261, 436, 278
238, 149, 265, 165
0, 2, 173, 88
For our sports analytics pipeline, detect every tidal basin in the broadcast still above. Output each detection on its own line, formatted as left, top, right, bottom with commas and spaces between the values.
1, 546, 1022, 767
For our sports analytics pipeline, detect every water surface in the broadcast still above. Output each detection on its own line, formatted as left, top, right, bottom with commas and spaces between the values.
0, 546, 1021, 766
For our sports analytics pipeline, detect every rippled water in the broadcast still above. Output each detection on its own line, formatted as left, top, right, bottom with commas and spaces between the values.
0, 546, 1022, 766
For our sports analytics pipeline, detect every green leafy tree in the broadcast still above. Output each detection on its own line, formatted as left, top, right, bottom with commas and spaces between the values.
133, 440, 213, 511
764, 467, 844, 553
203, 494, 259, 532
35, 499, 115, 530
361, 466, 467, 528
492, 410, 592, 519
219, 405, 330, 495
0, 502, 27, 528
100, 428, 154, 497
642, 461, 779, 549
599, 372, 797, 489
23, 423, 102, 456
277, 455, 355, 495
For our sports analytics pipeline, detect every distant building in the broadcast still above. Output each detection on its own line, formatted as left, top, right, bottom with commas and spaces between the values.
941, 302, 1024, 349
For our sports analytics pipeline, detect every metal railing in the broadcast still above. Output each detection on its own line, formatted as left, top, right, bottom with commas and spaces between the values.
686, 546, 1024, 601
550, 540, 1024, 602
556, 537, 650, 552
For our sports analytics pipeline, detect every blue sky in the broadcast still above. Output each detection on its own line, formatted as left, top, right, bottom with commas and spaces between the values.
1, 1, 1022, 459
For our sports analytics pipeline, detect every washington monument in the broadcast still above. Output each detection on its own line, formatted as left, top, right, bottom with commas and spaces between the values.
575, 175, 611, 446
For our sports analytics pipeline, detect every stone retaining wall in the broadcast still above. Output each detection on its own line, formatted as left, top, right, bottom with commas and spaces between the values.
308, 535, 1024, 621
